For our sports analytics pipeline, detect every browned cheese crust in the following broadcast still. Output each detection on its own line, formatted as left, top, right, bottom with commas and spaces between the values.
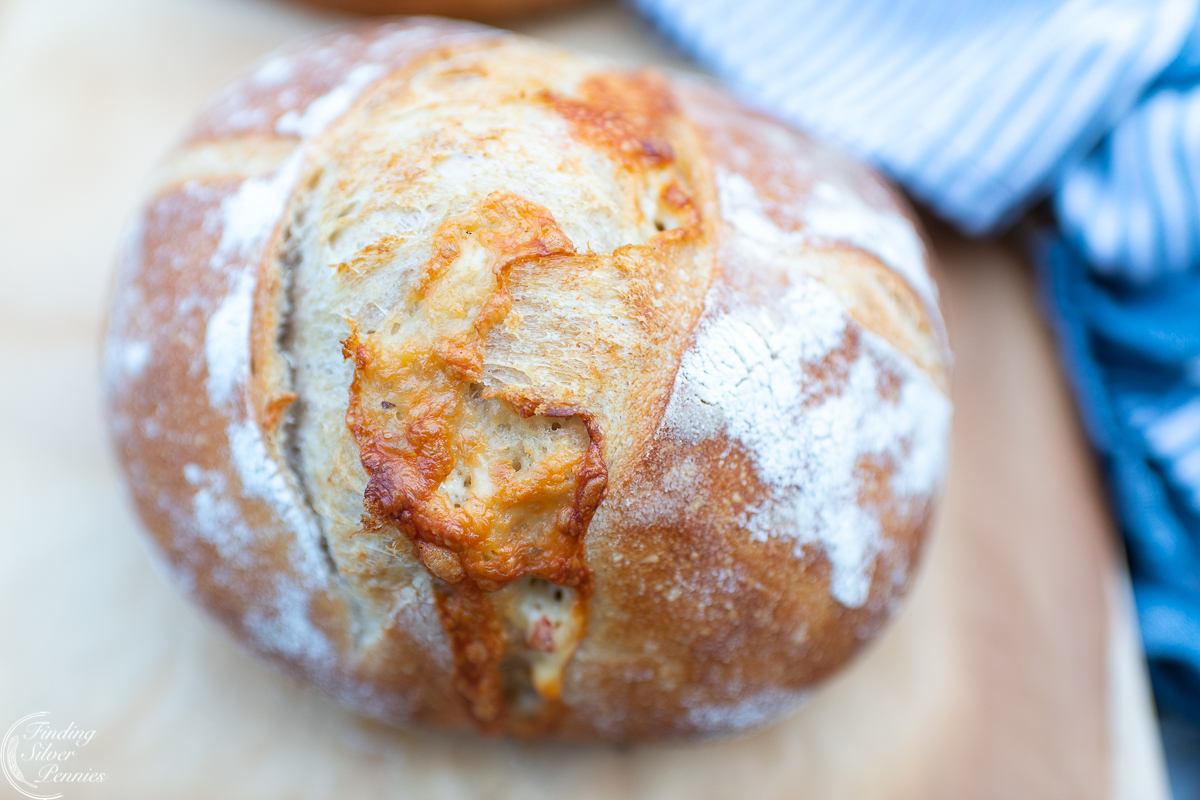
103, 18, 952, 741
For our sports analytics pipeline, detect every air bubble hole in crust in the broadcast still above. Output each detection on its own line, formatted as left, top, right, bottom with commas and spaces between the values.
654, 211, 682, 232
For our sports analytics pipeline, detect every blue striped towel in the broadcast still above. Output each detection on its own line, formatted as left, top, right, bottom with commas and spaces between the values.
636, 0, 1200, 732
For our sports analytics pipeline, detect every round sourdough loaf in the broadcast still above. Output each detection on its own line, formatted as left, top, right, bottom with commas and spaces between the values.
103, 18, 952, 741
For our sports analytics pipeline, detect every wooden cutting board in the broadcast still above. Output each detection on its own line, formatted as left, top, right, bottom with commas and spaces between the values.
0, 0, 1170, 796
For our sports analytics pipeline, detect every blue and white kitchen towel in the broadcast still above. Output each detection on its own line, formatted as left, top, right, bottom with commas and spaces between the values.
635, 0, 1200, 733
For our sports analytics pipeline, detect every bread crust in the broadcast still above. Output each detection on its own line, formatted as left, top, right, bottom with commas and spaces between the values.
103, 18, 951, 741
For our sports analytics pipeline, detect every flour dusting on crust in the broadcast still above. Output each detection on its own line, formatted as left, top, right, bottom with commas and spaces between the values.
245, 576, 336, 664
182, 463, 257, 569
665, 277, 949, 608
716, 170, 805, 255
803, 181, 937, 309
716, 169, 937, 311
277, 63, 385, 139
663, 168, 951, 609
191, 151, 335, 659
204, 270, 255, 408
213, 152, 303, 266
226, 418, 328, 578
685, 687, 809, 735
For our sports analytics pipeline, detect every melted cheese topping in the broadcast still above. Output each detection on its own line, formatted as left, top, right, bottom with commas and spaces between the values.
282, 46, 711, 731
343, 193, 608, 724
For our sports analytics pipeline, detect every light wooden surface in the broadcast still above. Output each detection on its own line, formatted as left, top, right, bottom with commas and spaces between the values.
0, 0, 1170, 797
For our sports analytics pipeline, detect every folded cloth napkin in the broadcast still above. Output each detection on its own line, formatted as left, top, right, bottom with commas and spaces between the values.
636, 0, 1200, 727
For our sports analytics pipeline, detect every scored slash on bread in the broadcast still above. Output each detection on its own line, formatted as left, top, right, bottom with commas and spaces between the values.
103, 18, 951, 741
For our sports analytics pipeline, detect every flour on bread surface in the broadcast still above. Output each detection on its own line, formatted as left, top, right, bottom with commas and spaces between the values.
663, 170, 951, 609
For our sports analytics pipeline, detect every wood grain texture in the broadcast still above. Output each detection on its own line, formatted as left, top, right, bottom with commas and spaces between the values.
0, 0, 1169, 796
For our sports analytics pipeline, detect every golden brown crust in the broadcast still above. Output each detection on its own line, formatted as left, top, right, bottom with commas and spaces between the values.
542, 72, 679, 170
103, 19, 951, 741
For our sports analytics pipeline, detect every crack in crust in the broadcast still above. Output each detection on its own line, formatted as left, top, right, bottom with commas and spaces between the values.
342, 192, 609, 730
